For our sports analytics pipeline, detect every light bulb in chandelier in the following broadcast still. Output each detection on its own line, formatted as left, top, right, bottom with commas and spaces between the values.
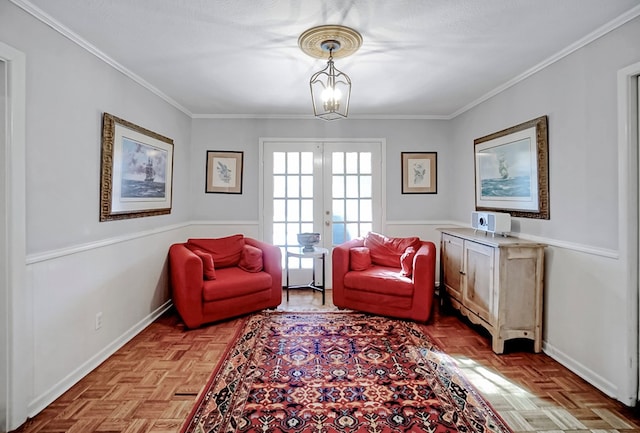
321, 86, 342, 111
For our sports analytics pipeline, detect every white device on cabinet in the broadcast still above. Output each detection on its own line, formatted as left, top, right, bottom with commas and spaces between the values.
471, 211, 511, 236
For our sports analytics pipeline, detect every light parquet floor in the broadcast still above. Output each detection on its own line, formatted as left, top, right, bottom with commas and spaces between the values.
10, 289, 640, 433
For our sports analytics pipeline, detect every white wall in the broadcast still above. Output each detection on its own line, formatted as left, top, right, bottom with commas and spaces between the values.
450, 17, 640, 404
0, 2, 193, 427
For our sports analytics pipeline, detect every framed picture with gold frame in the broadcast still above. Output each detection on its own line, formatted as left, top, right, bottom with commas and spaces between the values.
401, 152, 437, 194
474, 115, 549, 219
100, 113, 174, 221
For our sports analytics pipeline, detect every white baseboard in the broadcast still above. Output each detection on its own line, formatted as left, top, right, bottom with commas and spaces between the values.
542, 341, 623, 403
27, 300, 173, 417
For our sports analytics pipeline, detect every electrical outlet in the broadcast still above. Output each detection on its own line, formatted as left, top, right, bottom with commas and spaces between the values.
95, 312, 103, 330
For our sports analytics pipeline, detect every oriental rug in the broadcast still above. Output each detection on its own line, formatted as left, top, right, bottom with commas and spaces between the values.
181, 312, 512, 433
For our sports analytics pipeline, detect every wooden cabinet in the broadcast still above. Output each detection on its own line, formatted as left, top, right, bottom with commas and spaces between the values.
440, 228, 545, 354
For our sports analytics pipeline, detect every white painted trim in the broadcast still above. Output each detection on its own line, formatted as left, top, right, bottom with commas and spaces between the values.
26, 222, 190, 264
258, 137, 388, 144
514, 233, 619, 260
389, 220, 620, 259
193, 113, 450, 120
189, 220, 259, 226
23, 219, 621, 266
27, 301, 173, 417
543, 341, 623, 403
25, 221, 260, 264
0, 41, 28, 432
194, 113, 316, 120
387, 220, 458, 226
617, 60, 640, 405
258, 140, 266, 240
9, 0, 193, 118
380, 140, 387, 229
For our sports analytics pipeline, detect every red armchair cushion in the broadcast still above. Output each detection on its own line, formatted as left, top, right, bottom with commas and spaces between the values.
191, 249, 217, 280
202, 267, 272, 302
344, 266, 414, 297
238, 244, 263, 273
350, 247, 371, 271
400, 246, 416, 277
187, 234, 245, 268
364, 232, 421, 268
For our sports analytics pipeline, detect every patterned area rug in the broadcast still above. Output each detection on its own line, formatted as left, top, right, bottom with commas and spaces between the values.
181, 312, 512, 433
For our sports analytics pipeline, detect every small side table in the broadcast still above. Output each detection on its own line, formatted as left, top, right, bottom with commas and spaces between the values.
285, 247, 328, 305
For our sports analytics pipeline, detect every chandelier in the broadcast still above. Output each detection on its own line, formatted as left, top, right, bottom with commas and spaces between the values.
299, 25, 362, 120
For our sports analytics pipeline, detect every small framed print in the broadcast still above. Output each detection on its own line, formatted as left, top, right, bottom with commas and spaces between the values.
401, 152, 437, 194
205, 151, 244, 194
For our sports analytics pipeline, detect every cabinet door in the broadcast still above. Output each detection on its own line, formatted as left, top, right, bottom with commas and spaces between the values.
463, 241, 494, 324
441, 234, 464, 301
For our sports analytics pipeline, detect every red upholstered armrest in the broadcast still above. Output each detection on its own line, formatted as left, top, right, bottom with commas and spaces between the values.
245, 237, 282, 287
169, 243, 204, 328
331, 238, 365, 305
411, 241, 437, 307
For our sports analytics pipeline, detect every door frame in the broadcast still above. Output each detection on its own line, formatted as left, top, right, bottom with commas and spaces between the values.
0, 41, 28, 431
617, 60, 640, 406
258, 137, 387, 242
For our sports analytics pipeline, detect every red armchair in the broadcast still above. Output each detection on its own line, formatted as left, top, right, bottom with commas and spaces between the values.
332, 233, 436, 322
169, 234, 282, 328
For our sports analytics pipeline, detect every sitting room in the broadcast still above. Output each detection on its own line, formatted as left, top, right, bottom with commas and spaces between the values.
2, 1, 640, 432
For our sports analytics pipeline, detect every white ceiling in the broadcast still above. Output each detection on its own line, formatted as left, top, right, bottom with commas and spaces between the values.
15, 0, 640, 118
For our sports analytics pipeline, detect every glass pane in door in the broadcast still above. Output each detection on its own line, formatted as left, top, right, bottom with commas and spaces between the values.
330, 150, 373, 245
272, 150, 316, 270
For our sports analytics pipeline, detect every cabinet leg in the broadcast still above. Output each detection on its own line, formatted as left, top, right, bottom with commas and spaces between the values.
534, 338, 542, 353
492, 337, 505, 354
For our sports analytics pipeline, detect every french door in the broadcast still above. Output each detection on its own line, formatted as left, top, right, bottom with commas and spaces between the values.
261, 139, 383, 287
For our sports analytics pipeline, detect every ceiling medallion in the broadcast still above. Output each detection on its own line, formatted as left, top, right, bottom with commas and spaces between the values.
299, 25, 362, 120
298, 25, 363, 59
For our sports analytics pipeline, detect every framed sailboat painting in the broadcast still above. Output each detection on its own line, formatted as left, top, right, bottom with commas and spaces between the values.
474, 115, 549, 219
100, 113, 174, 221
